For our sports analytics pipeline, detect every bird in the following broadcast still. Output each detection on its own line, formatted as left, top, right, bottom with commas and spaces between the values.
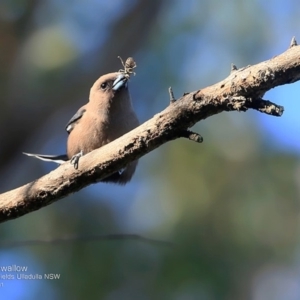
24, 70, 139, 184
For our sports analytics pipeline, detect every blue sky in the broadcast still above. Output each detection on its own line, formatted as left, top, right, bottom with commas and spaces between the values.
1, 0, 299, 298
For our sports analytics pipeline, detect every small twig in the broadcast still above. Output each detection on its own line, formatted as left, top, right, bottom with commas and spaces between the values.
169, 87, 176, 103
180, 130, 203, 143
247, 98, 284, 116
231, 63, 238, 73
0, 234, 173, 248
290, 36, 298, 48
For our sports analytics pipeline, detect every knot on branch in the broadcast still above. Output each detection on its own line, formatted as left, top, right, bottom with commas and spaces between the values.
257, 67, 275, 82
222, 96, 248, 112
225, 96, 284, 117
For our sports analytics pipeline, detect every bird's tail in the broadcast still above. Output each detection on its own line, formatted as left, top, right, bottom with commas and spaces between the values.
23, 152, 68, 164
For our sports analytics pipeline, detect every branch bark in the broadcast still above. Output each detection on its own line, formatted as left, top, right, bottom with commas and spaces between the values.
1, 41, 299, 223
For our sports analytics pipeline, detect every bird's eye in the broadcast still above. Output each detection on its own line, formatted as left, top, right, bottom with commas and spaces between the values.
100, 82, 107, 90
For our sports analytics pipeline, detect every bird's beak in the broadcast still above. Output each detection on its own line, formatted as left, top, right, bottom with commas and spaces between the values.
112, 73, 128, 91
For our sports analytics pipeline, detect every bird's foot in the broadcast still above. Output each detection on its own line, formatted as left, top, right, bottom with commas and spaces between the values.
118, 168, 126, 175
70, 150, 83, 169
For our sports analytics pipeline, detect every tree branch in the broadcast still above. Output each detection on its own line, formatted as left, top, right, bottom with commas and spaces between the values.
0, 234, 173, 248
1, 41, 300, 223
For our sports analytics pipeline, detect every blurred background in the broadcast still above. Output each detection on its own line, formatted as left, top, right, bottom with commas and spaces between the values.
0, 0, 300, 299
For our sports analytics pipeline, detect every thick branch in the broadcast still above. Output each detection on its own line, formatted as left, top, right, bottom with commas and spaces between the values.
0, 44, 299, 223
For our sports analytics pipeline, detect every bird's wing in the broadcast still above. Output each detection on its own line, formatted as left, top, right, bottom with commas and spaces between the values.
65, 107, 86, 134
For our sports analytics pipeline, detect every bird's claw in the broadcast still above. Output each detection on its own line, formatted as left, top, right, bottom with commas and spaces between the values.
118, 168, 126, 175
70, 150, 83, 169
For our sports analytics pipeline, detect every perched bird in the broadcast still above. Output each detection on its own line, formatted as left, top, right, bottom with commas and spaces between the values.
24, 71, 139, 184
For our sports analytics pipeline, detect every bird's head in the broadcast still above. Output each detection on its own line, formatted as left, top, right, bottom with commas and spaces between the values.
90, 72, 128, 99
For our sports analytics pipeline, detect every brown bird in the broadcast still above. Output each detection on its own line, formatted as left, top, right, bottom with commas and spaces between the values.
24, 72, 139, 184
